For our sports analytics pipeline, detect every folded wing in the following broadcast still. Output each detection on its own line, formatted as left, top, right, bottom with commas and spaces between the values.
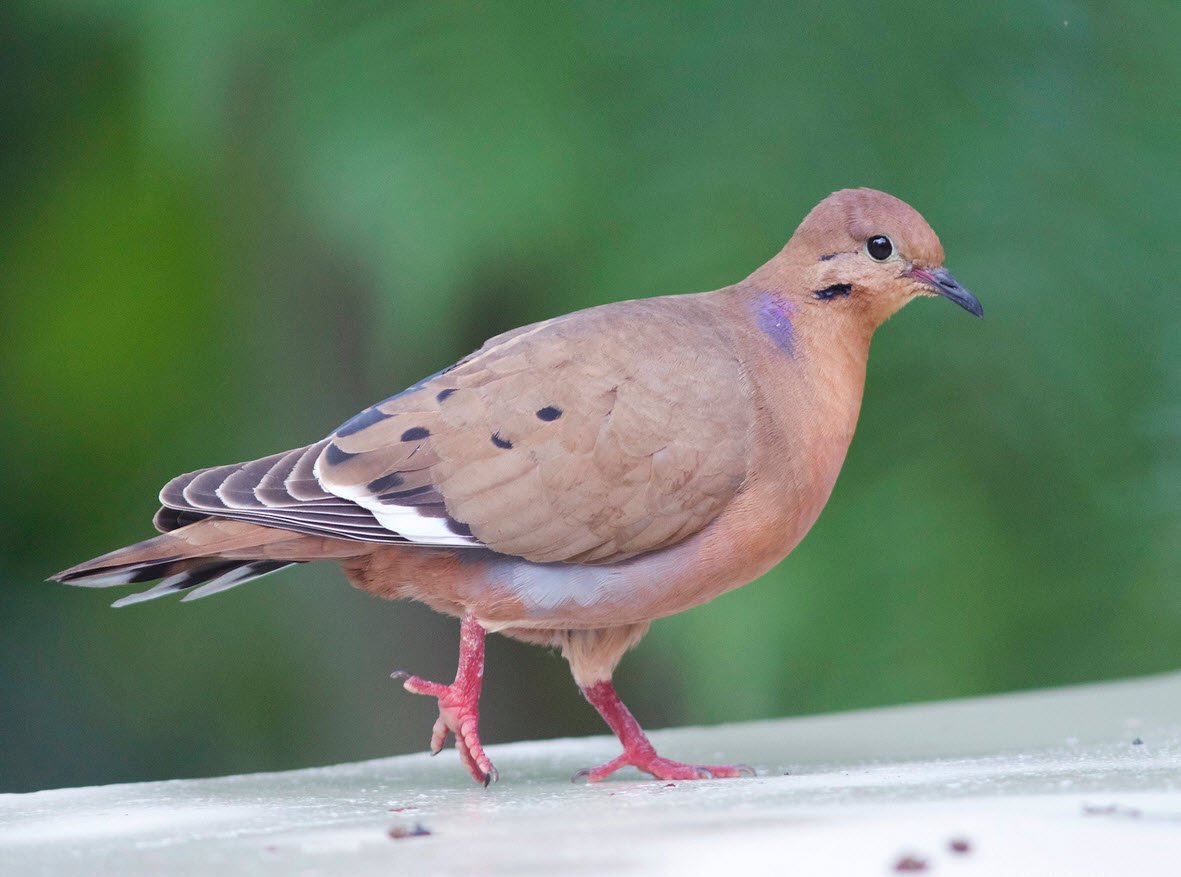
318, 298, 753, 564
157, 297, 753, 565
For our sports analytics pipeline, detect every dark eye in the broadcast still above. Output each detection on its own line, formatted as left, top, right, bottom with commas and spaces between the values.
866, 235, 893, 261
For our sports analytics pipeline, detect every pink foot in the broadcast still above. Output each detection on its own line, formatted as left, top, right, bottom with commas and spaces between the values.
392, 615, 499, 787
574, 749, 754, 782
575, 680, 754, 782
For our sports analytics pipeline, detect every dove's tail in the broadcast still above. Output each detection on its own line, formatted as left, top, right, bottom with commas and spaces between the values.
49, 518, 359, 607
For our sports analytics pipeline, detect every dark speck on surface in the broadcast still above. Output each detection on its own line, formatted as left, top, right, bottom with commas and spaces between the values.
1132, 737, 1143, 745
1083, 803, 1143, 818
893, 854, 928, 872
388, 824, 432, 840
949, 837, 971, 854
491, 432, 513, 449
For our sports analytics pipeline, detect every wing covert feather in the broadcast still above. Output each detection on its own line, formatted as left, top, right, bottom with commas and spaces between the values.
318, 297, 753, 563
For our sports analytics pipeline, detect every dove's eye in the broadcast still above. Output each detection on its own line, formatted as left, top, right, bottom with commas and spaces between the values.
866, 235, 893, 261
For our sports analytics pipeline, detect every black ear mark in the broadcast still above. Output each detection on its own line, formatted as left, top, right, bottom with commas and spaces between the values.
814, 283, 852, 301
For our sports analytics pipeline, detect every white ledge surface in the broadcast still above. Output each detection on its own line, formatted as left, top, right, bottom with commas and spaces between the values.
3, 673, 1181, 876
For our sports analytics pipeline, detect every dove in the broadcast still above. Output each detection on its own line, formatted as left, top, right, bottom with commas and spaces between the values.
53, 188, 982, 785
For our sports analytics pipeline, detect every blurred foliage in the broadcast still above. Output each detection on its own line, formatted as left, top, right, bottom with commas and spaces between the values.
1, 0, 1178, 792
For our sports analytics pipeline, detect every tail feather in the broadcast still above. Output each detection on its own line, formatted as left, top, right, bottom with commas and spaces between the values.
179, 561, 292, 602
52, 553, 194, 588
110, 560, 294, 607
48, 519, 323, 607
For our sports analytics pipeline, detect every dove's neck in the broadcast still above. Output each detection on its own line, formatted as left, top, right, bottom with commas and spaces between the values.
708, 282, 874, 558
750, 288, 871, 465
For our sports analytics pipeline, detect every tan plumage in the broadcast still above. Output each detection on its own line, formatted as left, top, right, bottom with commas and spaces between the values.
323, 296, 752, 564
53, 188, 981, 784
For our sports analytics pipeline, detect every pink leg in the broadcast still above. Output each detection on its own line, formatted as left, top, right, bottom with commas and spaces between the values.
391, 614, 499, 787
575, 680, 753, 782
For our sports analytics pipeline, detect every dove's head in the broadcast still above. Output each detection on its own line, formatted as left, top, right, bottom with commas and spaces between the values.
760, 188, 981, 329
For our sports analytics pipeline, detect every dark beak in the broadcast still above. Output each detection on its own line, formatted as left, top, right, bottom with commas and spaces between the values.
910, 266, 983, 317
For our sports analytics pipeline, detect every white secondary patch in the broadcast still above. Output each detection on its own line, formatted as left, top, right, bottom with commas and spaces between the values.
371, 506, 474, 546
313, 456, 477, 547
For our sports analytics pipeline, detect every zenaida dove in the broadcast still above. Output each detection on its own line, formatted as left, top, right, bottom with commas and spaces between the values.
54, 188, 982, 785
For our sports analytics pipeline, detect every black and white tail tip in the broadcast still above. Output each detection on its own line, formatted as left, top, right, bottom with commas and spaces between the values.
53, 559, 295, 607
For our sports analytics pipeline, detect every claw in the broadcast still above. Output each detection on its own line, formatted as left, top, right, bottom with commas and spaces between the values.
394, 615, 499, 787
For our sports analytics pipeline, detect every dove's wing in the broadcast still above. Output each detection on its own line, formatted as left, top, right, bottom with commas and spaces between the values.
159, 296, 754, 565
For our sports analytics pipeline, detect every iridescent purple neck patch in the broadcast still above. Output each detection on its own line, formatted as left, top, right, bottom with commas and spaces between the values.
756, 294, 796, 355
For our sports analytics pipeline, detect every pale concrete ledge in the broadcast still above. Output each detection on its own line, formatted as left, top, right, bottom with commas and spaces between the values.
3, 673, 1180, 876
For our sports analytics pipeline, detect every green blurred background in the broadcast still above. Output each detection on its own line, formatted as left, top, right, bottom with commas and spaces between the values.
2, 1, 1178, 793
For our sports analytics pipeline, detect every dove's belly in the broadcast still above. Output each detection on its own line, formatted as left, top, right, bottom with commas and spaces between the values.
449, 447, 843, 630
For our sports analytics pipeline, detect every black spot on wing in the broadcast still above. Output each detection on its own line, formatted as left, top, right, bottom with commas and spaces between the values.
436, 388, 457, 403
356, 365, 460, 412
324, 443, 358, 466
536, 406, 562, 421
335, 406, 392, 437
491, 432, 512, 450
367, 472, 406, 493
447, 519, 473, 537
401, 426, 430, 442
376, 485, 434, 503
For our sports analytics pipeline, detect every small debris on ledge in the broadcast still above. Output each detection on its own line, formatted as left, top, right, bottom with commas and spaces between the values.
1082, 803, 1143, 819
893, 853, 928, 872
388, 824, 432, 840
